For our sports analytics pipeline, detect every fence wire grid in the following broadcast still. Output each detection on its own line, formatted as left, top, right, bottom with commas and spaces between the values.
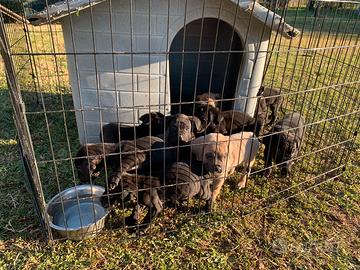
0, 0, 359, 241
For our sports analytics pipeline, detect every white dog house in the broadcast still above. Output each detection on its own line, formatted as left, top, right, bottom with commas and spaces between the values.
29, 0, 299, 143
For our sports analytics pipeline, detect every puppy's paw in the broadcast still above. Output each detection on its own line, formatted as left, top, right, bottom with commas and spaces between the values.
202, 199, 217, 213
263, 169, 272, 178
237, 176, 247, 189
127, 224, 149, 236
237, 180, 247, 189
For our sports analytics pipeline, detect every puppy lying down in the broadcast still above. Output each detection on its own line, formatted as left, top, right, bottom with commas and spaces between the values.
191, 132, 260, 204
101, 161, 212, 233
75, 136, 163, 184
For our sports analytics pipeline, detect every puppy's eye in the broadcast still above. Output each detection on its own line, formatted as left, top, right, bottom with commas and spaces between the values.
205, 152, 215, 159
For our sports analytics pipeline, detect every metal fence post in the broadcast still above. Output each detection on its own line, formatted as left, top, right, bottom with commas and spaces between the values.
0, 15, 53, 241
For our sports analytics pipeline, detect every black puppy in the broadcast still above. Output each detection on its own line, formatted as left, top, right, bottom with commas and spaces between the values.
263, 112, 305, 177
212, 110, 261, 137
101, 112, 165, 143
256, 86, 283, 126
75, 143, 119, 183
102, 161, 212, 233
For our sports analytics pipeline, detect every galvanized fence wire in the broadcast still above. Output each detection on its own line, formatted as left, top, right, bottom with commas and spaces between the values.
1, 0, 359, 240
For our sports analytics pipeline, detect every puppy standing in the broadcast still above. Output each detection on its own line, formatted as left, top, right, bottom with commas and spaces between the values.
191, 132, 260, 204
263, 112, 305, 177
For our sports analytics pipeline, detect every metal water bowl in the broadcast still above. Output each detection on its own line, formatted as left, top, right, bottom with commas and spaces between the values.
46, 185, 107, 240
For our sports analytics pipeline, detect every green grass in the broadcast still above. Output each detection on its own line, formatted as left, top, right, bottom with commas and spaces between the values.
0, 7, 360, 269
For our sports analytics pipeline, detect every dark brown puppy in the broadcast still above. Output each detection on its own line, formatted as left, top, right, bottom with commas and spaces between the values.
164, 114, 204, 145
194, 93, 222, 133
263, 112, 305, 177
102, 161, 212, 233
102, 112, 203, 193
196, 93, 219, 108
101, 112, 165, 143
256, 86, 283, 126
212, 110, 261, 137
75, 143, 119, 183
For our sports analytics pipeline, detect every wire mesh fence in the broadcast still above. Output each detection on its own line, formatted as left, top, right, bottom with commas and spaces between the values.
0, 0, 359, 241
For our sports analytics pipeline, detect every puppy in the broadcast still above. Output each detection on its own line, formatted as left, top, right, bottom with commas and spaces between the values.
196, 93, 219, 109
165, 161, 212, 207
102, 161, 212, 233
101, 112, 165, 143
104, 136, 164, 192
213, 110, 261, 137
75, 136, 163, 184
191, 132, 260, 204
263, 112, 305, 177
102, 172, 162, 231
194, 93, 223, 133
164, 114, 204, 145
256, 86, 283, 126
75, 143, 119, 183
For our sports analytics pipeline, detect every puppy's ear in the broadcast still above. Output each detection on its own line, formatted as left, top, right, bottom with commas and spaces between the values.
189, 116, 203, 133
191, 136, 205, 161
212, 93, 221, 99
155, 112, 165, 119
139, 113, 151, 124
139, 112, 165, 124
257, 86, 265, 96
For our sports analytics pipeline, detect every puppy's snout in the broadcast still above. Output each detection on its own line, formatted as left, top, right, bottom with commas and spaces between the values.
215, 165, 223, 173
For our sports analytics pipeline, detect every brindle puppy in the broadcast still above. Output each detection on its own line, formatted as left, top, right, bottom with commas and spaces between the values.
101, 161, 212, 233
164, 114, 204, 145
75, 136, 163, 184
263, 112, 305, 177
104, 136, 164, 191
75, 143, 119, 183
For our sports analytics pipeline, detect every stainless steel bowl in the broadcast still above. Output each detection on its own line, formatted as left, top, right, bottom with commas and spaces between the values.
46, 185, 108, 240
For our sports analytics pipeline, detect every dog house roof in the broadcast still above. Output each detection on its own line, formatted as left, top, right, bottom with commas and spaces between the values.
27, 0, 300, 39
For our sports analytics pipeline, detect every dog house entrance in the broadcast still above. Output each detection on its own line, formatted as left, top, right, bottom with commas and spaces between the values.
170, 18, 243, 114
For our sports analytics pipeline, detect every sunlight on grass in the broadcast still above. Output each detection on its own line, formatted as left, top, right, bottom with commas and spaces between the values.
0, 6, 359, 270
0, 139, 17, 145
